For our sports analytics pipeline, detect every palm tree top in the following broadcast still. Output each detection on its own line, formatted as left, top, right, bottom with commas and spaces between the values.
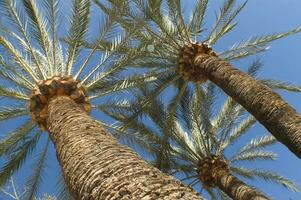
94, 0, 301, 125
95, 0, 301, 66
102, 78, 299, 198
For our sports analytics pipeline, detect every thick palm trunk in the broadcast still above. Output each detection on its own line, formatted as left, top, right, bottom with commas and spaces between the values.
195, 55, 301, 158
213, 172, 269, 200
46, 96, 203, 200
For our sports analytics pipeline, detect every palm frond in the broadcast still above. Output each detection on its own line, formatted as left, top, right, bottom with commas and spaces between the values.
74, 14, 126, 80
247, 59, 263, 77
56, 170, 74, 200
208, 0, 248, 45
23, 0, 52, 77
238, 136, 277, 154
0, 131, 41, 187
219, 27, 301, 61
0, 85, 29, 100
166, 0, 190, 42
109, 122, 160, 155
0, 107, 28, 122
89, 73, 156, 99
81, 33, 134, 85
0, 0, 44, 80
165, 80, 188, 128
261, 79, 301, 92
176, 84, 191, 123
0, 121, 36, 156
65, 0, 90, 75
231, 166, 299, 192
206, 0, 236, 40
188, 0, 209, 37
171, 122, 201, 162
0, 61, 34, 90
230, 150, 277, 162
0, 36, 39, 82
23, 139, 49, 200
43, 0, 61, 75
211, 97, 237, 133
220, 115, 256, 151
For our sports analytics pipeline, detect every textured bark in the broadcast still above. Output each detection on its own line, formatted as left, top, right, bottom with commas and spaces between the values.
195, 55, 301, 158
214, 172, 270, 200
46, 96, 204, 200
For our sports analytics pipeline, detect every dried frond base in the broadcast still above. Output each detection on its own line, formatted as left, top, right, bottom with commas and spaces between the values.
177, 42, 217, 83
198, 155, 229, 188
29, 76, 91, 130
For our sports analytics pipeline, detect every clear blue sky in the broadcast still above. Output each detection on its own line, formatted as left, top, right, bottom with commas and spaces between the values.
1, 0, 301, 199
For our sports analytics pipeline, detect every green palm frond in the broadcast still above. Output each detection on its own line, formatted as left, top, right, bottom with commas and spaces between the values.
56, 170, 74, 200
0, 131, 41, 187
0, 36, 39, 82
206, 188, 218, 200
0, 85, 29, 100
231, 166, 299, 192
187, 0, 208, 36
23, 139, 49, 200
65, 0, 90, 74
261, 79, 301, 92
0, 121, 36, 156
207, 0, 248, 45
0, 107, 28, 122
220, 28, 301, 61
0, 58, 34, 90
219, 115, 257, 151
238, 136, 277, 154
23, 0, 52, 78
230, 150, 277, 162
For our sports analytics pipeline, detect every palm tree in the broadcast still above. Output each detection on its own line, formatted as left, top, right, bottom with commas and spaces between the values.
93, 0, 301, 159
0, 0, 204, 199
101, 75, 299, 200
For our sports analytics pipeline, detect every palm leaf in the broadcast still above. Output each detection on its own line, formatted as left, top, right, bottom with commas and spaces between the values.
220, 27, 301, 61
0, 132, 41, 187
231, 166, 299, 192
0, 107, 28, 122
231, 150, 277, 162
0, 121, 35, 156
56, 170, 74, 200
0, 36, 39, 82
65, 0, 90, 75
23, 139, 49, 200
261, 79, 301, 92
208, 0, 248, 45
238, 136, 277, 154
23, 0, 52, 77
0, 85, 29, 100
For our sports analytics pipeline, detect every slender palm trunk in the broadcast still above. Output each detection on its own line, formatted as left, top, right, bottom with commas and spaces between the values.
195, 55, 301, 158
46, 96, 203, 200
213, 172, 269, 200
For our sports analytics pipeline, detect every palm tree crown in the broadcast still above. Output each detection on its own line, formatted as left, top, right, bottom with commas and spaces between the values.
95, 0, 301, 97
101, 61, 299, 199
94, 0, 301, 159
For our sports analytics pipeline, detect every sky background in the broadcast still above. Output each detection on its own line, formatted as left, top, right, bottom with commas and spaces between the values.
1, 0, 301, 199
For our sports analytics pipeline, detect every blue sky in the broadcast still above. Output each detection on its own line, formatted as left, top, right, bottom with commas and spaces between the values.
1, 0, 301, 199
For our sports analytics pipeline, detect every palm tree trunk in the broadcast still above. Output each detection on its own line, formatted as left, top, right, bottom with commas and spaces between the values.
195, 55, 301, 158
46, 96, 203, 200
213, 172, 269, 200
